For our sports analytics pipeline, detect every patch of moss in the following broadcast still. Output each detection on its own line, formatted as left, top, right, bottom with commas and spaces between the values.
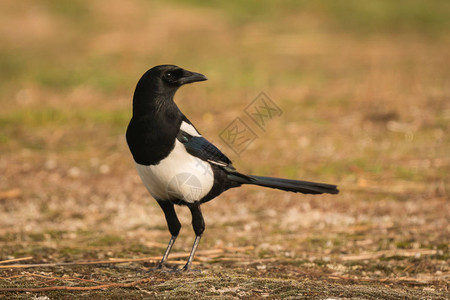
88, 234, 124, 247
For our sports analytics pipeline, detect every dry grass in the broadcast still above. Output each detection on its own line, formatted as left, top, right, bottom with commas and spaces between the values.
0, 0, 449, 299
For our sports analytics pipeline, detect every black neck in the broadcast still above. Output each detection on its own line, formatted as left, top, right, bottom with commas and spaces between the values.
132, 76, 179, 117
127, 86, 182, 165
133, 93, 177, 118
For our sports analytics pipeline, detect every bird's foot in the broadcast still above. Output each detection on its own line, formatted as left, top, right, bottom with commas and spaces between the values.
145, 263, 175, 273
144, 262, 201, 274
180, 263, 202, 274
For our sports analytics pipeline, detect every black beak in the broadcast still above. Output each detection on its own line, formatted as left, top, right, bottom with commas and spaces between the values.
179, 71, 208, 85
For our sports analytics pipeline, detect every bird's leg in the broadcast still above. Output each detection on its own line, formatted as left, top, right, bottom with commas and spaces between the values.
182, 203, 205, 271
155, 200, 181, 269
157, 235, 177, 269
182, 234, 202, 271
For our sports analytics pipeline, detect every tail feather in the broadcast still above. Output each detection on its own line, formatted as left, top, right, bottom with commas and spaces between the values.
228, 173, 339, 195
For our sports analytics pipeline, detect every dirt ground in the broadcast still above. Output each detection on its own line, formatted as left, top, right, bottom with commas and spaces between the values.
0, 1, 449, 299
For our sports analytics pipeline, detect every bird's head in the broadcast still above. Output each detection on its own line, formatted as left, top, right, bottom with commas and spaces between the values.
132, 65, 207, 116
135, 65, 207, 96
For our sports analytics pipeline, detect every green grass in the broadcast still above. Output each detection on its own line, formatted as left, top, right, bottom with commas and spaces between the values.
0, 108, 129, 130
169, 0, 450, 36
318, 0, 450, 37
88, 234, 124, 247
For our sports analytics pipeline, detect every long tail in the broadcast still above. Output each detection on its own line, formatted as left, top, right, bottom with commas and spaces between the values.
228, 173, 339, 195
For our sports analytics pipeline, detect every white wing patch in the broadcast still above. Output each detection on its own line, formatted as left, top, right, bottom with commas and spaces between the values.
180, 121, 231, 167
207, 159, 228, 167
135, 140, 213, 203
180, 121, 201, 137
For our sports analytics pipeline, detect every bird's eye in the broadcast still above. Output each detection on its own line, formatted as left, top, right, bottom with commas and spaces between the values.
165, 72, 172, 78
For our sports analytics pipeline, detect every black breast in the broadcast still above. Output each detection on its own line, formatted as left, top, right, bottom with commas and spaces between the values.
126, 110, 182, 166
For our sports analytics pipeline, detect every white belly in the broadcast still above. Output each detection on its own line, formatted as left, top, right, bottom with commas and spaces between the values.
135, 140, 214, 203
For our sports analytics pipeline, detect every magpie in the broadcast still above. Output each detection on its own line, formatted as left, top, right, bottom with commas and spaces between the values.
126, 65, 339, 271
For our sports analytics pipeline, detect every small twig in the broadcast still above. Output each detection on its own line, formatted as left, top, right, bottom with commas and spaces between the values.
340, 249, 437, 261
0, 249, 226, 269
165, 260, 200, 265
0, 257, 33, 265
25, 273, 108, 285
0, 189, 21, 200
0, 278, 155, 292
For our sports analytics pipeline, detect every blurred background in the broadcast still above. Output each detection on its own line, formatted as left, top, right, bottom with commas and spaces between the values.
0, 0, 448, 297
